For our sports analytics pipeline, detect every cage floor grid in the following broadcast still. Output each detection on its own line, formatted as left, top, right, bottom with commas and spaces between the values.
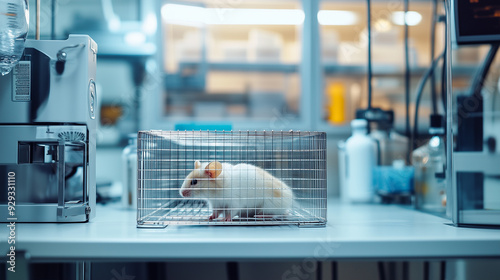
137, 200, 326, 227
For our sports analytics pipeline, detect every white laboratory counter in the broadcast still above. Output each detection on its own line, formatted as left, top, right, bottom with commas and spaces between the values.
2, 201, 500, 261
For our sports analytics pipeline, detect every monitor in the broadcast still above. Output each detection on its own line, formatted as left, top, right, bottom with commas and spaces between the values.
454, 0, 500, 45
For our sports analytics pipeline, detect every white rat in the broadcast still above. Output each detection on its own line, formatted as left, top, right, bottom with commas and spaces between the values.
179, 160, 294, 221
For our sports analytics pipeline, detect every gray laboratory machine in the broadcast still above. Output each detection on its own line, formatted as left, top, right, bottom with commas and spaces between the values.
0, 35, 98, 222
449, 0, 500, 226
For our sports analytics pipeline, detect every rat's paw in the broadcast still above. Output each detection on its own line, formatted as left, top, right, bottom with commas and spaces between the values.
208, 214, 217, 221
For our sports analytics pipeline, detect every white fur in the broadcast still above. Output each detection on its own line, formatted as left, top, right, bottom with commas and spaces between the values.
179, 161, 294, 220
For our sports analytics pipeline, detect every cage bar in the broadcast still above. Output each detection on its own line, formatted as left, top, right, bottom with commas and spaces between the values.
137, 131, 327, 227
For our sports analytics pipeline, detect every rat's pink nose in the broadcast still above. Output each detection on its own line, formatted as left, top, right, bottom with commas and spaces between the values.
181, 189, 191, 197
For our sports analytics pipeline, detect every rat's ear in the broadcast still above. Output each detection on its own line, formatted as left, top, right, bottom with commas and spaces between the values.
205, 161, 222, 178
194, 160, 201, 169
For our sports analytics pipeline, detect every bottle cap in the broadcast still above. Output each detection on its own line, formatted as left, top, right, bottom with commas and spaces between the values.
356, 108, 394, 125
429, 114, 445, 135
127, 133, 138, 145
430, 114, 443, 128
351, 119, 368, 129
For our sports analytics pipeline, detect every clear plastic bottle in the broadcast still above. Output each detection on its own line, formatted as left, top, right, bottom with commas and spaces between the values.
0, 0, 29, 76
369, 115, 412, 203
345, 119, 376, 203
370, 120, 408, 166
412, 115, 446, 213
122, 134, 138, 209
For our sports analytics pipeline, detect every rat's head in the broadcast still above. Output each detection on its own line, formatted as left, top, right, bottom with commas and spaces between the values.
179, 160, 223, 198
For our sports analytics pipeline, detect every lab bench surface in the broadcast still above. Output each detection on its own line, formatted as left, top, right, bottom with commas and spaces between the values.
2, 201, 500, 261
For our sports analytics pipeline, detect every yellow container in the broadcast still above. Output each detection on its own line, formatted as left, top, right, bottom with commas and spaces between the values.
327, 83, 345, 124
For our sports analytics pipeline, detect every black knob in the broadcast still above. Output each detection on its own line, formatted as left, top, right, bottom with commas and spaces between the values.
55, 60, 65, 75
55, 51, 67, 75
486, 136, 496, 153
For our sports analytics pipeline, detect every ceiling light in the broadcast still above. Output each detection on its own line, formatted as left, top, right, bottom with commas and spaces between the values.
318, 10, 358, 26
391, 11, 422, 26
161, 4, 305, 26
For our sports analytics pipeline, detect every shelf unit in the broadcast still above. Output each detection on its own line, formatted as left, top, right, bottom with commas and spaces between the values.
170, 61, 477, 77
177, 61, 299, 73
143, 0, 484, 136
146, 0, 312, 131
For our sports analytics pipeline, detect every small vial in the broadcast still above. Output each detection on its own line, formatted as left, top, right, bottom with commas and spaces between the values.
122, 134, 137, 209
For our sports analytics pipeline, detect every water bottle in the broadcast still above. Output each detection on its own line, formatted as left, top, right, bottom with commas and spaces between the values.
0, 0, 29, 76
345, 119, 376, 203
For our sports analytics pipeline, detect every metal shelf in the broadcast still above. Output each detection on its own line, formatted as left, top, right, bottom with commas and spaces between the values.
323, 63, 477, 77
173, 61, 477, 77
178, 61, 299, 73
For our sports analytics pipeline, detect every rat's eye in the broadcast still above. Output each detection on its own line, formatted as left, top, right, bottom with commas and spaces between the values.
191, 179, 198, 185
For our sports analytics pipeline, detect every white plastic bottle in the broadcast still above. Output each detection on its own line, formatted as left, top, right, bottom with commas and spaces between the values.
345, 119, 376, 203
0, 0, 29, 76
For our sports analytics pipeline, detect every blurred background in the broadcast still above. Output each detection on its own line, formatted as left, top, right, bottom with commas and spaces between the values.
0, 0, 496, 279
25, 0, 480, 197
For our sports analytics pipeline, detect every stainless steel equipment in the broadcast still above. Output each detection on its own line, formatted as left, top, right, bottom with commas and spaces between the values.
0, 35, 97, 222
448, 1, 500, 227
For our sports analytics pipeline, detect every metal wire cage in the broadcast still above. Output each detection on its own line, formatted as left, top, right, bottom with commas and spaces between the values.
137, 131, 327, 227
